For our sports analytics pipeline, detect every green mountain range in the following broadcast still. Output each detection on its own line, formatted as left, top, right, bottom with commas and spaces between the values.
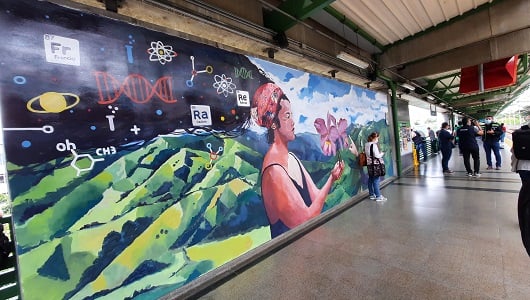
7, 119, 390, 299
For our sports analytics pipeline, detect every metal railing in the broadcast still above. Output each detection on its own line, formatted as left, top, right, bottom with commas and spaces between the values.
0, 216, 19, 300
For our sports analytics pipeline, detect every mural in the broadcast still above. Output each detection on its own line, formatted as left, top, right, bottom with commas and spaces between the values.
0, 0, 392, 299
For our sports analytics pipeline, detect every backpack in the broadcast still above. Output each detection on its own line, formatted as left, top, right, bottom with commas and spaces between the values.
512, 125, 530, 160
412, 131, 424, 145
358, 152, 367, 167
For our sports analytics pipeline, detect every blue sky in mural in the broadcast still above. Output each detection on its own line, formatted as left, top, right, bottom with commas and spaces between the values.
248, 57, 388, 134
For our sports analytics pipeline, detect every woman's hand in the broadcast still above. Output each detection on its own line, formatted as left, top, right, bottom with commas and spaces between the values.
331, 160, 344, 181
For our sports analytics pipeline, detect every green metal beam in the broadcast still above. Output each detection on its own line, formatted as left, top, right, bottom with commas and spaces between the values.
377, 72, 402, 176
431, 85, 459, 93
461, 101, 506, 111
497, 92, 527, 114
388, 81, 402, 177
449, 89, 510, 105
431, 79, 460, 94
323, 6, 384, 50
497, 76, 530, 113
439, 90, 461, 100
428, 71, 461, 82
461, 103, 504, 116
264, 0, 336, 33
461, 102, 506, 118
517, 54, 529, 74
425, 73, 461, 100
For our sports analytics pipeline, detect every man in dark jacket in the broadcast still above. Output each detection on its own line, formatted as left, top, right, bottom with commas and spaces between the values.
438, 122, 454, 174
457, 117, 484, 177
482, 115, 503, 170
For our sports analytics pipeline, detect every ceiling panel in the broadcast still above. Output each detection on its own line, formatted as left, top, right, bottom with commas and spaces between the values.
383, 0, 424, 36
321, 0, 517, 118
330, 0, 494, 47
330, 1, 396, 45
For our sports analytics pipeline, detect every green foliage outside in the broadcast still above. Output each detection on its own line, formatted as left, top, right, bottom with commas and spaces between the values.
0, 193, 11, 216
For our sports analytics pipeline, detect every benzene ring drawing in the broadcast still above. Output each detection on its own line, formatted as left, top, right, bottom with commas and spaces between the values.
70, 149, 105, 176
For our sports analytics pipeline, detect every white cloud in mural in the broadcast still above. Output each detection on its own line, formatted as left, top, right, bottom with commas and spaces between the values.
248, 57, 388, 134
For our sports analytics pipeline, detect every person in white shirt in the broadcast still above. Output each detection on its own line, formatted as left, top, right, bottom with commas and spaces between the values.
511, 116, 530, 256
365, 132, 387, 201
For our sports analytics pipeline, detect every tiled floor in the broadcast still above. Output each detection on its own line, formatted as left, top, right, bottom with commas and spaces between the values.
196, 145, 529, 299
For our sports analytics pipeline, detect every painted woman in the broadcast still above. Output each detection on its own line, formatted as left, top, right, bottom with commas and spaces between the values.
251, 83, 344, 238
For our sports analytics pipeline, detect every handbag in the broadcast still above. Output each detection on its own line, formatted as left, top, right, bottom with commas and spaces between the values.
367, 160, 386, 177
367, 144, 386, 177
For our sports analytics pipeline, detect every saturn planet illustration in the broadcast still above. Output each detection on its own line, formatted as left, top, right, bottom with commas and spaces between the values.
27, 92, 80, 113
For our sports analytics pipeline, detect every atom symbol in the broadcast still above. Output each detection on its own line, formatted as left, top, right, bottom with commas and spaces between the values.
147, 41, 177, 65
213, 74, 236, 97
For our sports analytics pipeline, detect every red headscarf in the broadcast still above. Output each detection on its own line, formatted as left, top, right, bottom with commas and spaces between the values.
251, 83, 284, 129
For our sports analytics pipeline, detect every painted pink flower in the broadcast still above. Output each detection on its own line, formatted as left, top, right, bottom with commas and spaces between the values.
337, 117, 349, 148
314, 112, 340, 156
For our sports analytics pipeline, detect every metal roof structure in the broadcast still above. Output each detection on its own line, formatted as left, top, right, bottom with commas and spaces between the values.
259, 0, 530, 119
95, 0, 530, 118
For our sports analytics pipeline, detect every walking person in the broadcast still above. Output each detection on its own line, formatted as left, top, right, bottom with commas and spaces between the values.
482, 115, 503, 170
365, 132, 387, 201
511, 117, 530, 256
412, 129, 427, 162
438, 122, 455, 174
457, 117, 484, 177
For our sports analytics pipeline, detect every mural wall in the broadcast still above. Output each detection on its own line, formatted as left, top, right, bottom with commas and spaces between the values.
0, 0, 393, 299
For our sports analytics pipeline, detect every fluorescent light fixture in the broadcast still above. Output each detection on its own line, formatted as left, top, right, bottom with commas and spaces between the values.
426, 95, 434, 101
400, 82, 415, 91
336, 51, 369, 69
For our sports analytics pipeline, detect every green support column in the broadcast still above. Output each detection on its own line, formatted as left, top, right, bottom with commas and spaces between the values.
388, 81, 402, 176
366, 71, 402, 176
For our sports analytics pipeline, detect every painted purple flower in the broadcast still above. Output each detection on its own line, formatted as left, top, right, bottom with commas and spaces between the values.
314, 112, 340, 156
337, 117, 349, 149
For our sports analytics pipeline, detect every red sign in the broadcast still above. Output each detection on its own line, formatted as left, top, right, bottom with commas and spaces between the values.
459, 56, 518, 94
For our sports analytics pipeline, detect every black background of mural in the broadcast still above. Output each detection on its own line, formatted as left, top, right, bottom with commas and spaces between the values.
0, 0, 271, 166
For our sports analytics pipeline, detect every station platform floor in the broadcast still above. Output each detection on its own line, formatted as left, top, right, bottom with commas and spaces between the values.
197, 144, 529, 300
